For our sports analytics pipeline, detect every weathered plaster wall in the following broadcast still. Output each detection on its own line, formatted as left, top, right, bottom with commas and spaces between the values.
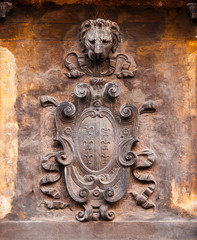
0, 2, 196, 230
0, 47, 18, 219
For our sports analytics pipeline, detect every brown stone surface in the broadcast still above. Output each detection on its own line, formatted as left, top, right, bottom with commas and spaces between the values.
0, 3, 196, 239
0, 221, 197, 240
16, 0, 187, 8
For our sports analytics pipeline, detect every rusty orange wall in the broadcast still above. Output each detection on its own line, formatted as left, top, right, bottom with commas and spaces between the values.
0, 4, 196, 221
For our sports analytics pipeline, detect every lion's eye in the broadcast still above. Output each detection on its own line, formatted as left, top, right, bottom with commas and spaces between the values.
89, 40, 95, 44
103, 40, 110, 44
111, 26, 117, 31
85, 23, 90, 28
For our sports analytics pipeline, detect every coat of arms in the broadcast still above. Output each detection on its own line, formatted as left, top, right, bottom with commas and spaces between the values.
40, 19, 156, 221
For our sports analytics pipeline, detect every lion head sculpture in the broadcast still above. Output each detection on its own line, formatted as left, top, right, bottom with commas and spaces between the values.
64, 18, 135, 78
80, 19, 121, 61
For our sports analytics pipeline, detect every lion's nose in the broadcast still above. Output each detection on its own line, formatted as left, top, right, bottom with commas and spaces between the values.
95, 41, 103, 54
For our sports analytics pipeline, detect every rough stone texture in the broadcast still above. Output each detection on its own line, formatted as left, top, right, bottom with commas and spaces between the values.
0, 3, 196, 239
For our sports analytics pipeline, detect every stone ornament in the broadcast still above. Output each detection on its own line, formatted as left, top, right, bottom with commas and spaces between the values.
40, 79, 156, 221
64, 19, 136, 78
187, 2, 197, 20
40, 19, 156, 221
0, 2, 12, 19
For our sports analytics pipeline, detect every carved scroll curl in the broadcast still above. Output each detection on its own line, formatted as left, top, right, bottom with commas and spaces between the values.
40, 152, 68, 209
40, 96, 59, 108
103, 187, 114, 201
139, 100, 157, 114
76, 203, 93, 221
61, 102, 76, 117
55, 151, 72, 166
130, 150, 156, 209
74, 83, 90, 98
120, 103, 135, 118
119, 139, 137, 167
105, 82, 121, 98
100, 204, 115, 221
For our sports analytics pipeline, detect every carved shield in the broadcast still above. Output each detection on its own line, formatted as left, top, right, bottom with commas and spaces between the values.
76, 109, 116, 172
49, 79, 138, 220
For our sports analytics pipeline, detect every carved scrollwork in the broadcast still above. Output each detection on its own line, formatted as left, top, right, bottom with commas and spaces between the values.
76, 203, 115, 222
40, 152, 61, 199
40, 77, 157, 220
55, 151, 72, 166
130, 150, 156, 209
79, 188, 89, 200
40, 95, 59, 108
119, 139, 137, 167
139, 100, 157, 114
105, 82, 121, 98
124, 151, 137, 166
64, 127, 72, 135
61, 102, 76, 117
100, 204, 115, 221
103, 187, 114, 200
76, 203, 93, 221
120, 103, 135, 118
74, 83, 90, 98
40, 152, 68, 209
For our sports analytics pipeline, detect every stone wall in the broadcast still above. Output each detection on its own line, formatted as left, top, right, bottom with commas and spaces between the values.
0, 2, 196, 239
15, 0, 187, 8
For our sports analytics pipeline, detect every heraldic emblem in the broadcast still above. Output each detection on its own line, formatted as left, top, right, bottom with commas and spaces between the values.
40, 19, 156, 221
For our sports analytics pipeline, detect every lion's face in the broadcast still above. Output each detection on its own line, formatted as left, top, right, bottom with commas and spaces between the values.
84, 26, 113, 61
80, 19, 120, 61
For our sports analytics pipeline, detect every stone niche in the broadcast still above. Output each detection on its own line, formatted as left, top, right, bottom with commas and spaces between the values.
0, 1, 197, 240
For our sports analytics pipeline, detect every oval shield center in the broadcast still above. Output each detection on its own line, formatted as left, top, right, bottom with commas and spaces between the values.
78, 114, 114, 171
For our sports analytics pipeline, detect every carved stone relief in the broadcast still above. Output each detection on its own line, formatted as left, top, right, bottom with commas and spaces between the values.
0, 2, 12, 19
64, 19, 136, 78
187, 2, 197, 20
40, 19, 157, 221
